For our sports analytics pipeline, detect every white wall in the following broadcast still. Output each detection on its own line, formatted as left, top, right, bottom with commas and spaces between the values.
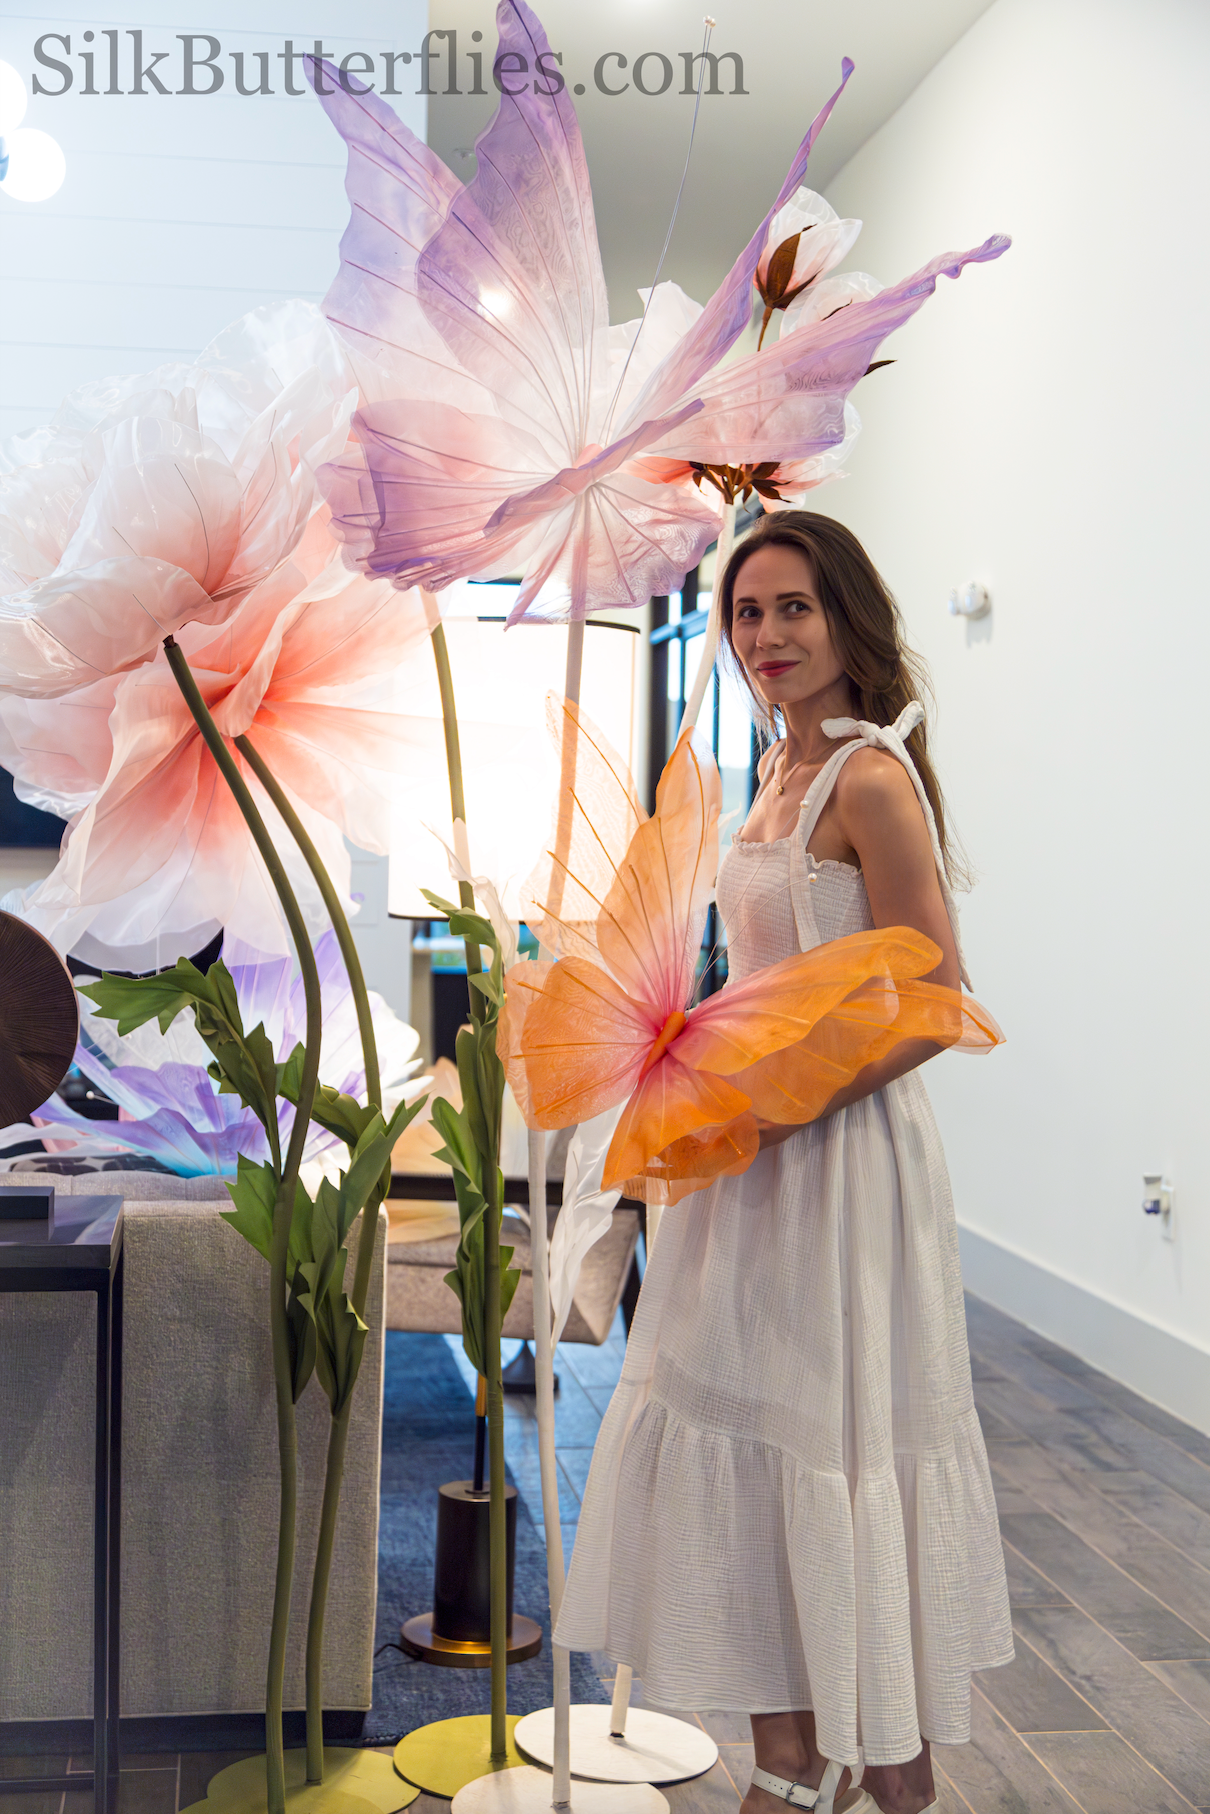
0, 0, 426, 440
820, 0, 1210, 1423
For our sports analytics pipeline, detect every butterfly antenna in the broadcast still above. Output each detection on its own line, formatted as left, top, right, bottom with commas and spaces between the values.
603, 15, 716, 443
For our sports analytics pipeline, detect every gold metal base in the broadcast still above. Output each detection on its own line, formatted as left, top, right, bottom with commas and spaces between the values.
187, 1746, 419, 1814
393, 1714, 525, 1799
399, 1613, 542, 1668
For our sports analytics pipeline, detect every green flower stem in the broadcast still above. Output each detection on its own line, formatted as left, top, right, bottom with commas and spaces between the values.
304, 1410, 350, 1779
483, 1162, 507, 1759
164, 638, 322, 1814
231, 733, 384, 1786
430, 622, 484, 1011
233, 730, 385, 1304
430, 618, 507, 1758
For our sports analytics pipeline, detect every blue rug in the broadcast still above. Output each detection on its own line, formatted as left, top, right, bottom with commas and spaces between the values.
364, 1333, 606, 1743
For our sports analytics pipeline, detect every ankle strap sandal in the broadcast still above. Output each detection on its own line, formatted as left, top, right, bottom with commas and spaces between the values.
750, 1763, 874, 1814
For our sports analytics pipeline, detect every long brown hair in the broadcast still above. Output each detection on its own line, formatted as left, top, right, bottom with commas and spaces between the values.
719, 510, 968, 886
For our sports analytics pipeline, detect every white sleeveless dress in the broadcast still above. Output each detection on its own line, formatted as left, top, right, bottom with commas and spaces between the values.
553, 712, 1013, 1769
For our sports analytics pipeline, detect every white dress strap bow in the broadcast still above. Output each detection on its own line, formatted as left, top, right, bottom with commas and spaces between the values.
796, 701, 971, 989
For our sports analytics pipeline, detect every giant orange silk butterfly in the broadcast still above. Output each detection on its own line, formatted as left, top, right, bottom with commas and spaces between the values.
500, 701, 1001, 1206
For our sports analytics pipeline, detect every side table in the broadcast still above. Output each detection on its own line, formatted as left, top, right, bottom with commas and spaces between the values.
0, 1196, 123, 1813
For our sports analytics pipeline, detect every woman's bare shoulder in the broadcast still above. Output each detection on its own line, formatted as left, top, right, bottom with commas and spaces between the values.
834, 747, 926, 837
834, 744, 914, 799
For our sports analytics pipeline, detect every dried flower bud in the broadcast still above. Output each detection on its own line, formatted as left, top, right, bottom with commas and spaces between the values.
753, 188, 862, 347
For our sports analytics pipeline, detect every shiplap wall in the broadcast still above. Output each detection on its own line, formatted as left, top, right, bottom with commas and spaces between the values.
0, 1, 427, 1017
0, 1, 427, 441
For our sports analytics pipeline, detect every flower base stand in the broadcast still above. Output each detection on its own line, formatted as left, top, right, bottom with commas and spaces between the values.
453, 1768, 667, 1814
393, 1715, 525, 1799
186, 1748, 418, 1814
512, 1704, 717, 1785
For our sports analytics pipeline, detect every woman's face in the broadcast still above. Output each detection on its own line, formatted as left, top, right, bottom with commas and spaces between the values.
729, 543, 849, 711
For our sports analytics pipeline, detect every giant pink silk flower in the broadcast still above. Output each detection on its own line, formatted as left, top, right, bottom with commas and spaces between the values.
308, 0, 1009, 624
0, 509, 438, 961
0, 302, 357, 698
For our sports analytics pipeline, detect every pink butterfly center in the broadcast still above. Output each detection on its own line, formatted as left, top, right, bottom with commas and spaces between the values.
639, 1009, 688, 1081
552, 442, 605, 497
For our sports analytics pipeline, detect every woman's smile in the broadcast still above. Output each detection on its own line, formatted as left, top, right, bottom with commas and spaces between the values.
731, 543, 851, 712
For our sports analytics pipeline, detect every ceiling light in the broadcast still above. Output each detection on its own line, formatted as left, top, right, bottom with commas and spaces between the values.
0, 60, 66, 202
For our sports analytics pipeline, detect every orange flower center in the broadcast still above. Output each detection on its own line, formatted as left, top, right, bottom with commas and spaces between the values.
639, 1010, 687, 1080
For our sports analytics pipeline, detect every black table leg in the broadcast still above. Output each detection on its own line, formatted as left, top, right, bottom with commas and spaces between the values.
93, 1271, 113, 1814
107, 1250, 123, 1804
0, 1202, 124, 1807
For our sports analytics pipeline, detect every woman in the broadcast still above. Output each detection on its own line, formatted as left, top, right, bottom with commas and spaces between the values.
554, 512, 1012, 1814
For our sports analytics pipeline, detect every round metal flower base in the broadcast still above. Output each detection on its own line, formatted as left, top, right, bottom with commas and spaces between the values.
453, 1765, 668, 1814
513, 1708, 718, 1784
400, 1613, 542, 1668
393, 1715, 524, 1799
192, 1747, 418, 1814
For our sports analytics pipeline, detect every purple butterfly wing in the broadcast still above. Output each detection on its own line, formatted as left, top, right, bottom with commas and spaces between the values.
413, 0, 612, 457
617, 59, 856, 433
305, 58, 465, 385
648, 235, 1012, 464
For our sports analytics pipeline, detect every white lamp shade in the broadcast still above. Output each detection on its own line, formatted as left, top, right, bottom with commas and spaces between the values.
388, 609, 639, 921
1, 128, 66, 203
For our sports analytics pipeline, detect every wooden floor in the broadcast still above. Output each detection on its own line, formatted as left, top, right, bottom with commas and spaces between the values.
9, 1294, 1210, 1814
501, 1292, 1210, 1814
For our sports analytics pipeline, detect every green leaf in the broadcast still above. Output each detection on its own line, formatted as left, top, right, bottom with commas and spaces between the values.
213, 1017, 278, 1115
443, 1227, 486, 1377
223, 1160, 315, 1284
419, 888, 500, 963
420, 887, 460, 919
280, 1069, 375, 1149
87, 957, 287, 1146
499, 1243, 522, 1322
287, 1176, 314, 1273
382, 1093, 428, 1149
79, 961, 210, 1038
335, 1117, 392, 1250
303, 1181, 343, 1310
431, 1096, 481, 1193
468, 970, 503, 1010
276, 1042, 306, 1103
456, 1025, 493, 1170
447, 909, 498, 952
287, 1265, 317, 1402
327, 1291, 369, 1415
298, 1245, 369, 1415
220, 1155, 278, 1262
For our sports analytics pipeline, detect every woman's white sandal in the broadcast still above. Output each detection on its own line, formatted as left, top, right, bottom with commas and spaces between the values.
750, 1764, 875, 1814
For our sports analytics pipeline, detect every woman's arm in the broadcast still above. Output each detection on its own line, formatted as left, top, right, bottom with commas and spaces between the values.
757, 748, 959, 1149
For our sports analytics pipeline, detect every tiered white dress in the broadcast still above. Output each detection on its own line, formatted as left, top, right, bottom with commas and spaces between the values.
554, 715, 1013, 1768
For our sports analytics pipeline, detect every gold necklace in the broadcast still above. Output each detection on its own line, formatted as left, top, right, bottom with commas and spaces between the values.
774, 749, 808, 796
774, 742, 832, 796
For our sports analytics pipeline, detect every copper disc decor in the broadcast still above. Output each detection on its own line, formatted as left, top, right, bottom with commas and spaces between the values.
0, 910, 79, 1126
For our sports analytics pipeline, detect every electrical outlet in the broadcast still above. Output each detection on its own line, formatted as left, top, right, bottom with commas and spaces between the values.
1143, 1173, 1175, 1242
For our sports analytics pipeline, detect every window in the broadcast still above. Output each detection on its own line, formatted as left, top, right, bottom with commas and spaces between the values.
649, 562, 760, 996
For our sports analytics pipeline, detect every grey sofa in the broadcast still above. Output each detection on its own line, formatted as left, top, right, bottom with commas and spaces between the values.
0, 1172, 384, 1722
386, 1203, 641, 1346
